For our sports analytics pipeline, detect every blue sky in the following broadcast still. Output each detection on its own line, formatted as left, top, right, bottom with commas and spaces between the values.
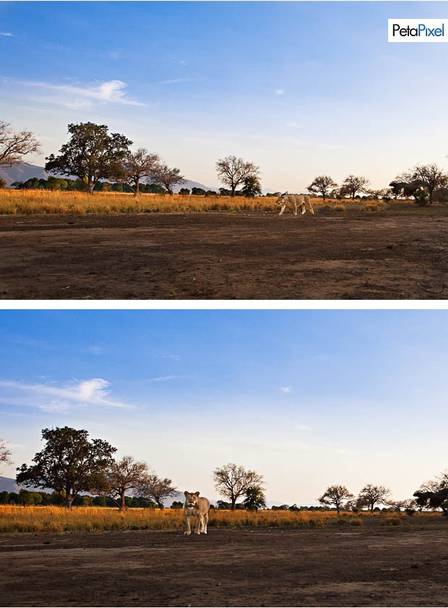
0, 310, 447, 504
1, 2, 448, 191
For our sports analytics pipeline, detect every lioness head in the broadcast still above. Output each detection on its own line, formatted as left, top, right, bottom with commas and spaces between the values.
184, 491, 200, 508
275, 191, 288, 206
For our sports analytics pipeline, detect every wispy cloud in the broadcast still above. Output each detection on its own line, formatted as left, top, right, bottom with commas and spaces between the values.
0, 378, 131, 412
147, 375, 186, 383
22, 79, 144, 109
275, 88, 285, 96
0, 32, 13, 37
280, 386, 292, 394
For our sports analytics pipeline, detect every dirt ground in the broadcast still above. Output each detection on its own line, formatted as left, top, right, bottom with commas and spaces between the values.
1, 209, 448, 299
1, 526, 448, 606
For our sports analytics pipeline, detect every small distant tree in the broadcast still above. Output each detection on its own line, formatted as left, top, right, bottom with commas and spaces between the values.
192, 187, 206, 195
124, 148, 160, 197
242, 175, 262, 197
106, 456, 150, 511
243, 485, 266, 510
45, 122, 132, 194
214, 463, 264, 510
357, 484, 390, 512
153, 164, 184, 194
340, 175, 369, 199
0, 121, 40, 167
308, 176, 337, 199
16, 427, 116, 508
179, 188, 191, 195
216, 155, 260, 197
392, 164, 448, 206
318, 485, 353, 513
137, 474, 177, 508
0, 440, 11, 468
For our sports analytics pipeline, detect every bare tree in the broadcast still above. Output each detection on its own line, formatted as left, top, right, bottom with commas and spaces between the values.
153, 164, 184, 194
357, 484, 390, 511
0, 439, 11, 467
340, 175, 369, 199
308, 176, 337, 199
106, 455, 150, 511
216, 155, 260, 197
124, 148, 160, 197
137, 473, 177, 508
214, 463, 264, 510
0, 121, 40, 167
318, 485, 353, 513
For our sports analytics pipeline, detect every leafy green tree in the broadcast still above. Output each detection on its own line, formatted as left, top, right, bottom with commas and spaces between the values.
307, 176, 337, 199
242, 175, 262, 197
318, 485, 353, 513
45, 122, 132, 194
243, 485, 266, 510
16, 427, 116, 508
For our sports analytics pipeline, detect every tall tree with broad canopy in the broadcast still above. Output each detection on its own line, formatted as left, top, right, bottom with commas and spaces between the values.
153, 164, 184, 194
216, 155, 260, 197
106, 455, 150, 511
45, 122, 132, 194
357, 484, 390, 511
0, 121, 40, 166
124, 148, 160, 196
318, 485, 353, 513
16, 427, 116, 508
391, 164, 448, 206
214, 463, 264, 510
340, 175, 369, 199
137, 474, 177, 508
307, 176, 337, 199
243, 485, 266, 510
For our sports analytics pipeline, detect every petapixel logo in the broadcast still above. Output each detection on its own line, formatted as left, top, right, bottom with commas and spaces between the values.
388, 19, 448, 42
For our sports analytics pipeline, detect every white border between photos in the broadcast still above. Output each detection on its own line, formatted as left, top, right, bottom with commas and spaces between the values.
2, 300, 448, 309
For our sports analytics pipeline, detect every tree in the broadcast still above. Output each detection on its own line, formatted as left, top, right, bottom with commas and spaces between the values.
241, 175, 262, 197
318, 485, 353, 513
243, 485, 266, 510
308, 176, 337, 199
216, 155, 260, 197
16, 427, 116, 508
137, 473, 177, 508
213, 463, 264, 510
0, 121, 40, 167
106, 456, 150, 511
45, 122, 132, 194
124, 148, 160, 197
392, 164, 448, 206
357, 484, 390, 512
153, 164, 184, 194
340, 175, 369, 199
413, 472, 448, 516
0, 440, 11, 467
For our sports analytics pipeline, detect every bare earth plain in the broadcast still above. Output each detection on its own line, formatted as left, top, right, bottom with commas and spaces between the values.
1, 209, 448, 299
1, 526, 448, 606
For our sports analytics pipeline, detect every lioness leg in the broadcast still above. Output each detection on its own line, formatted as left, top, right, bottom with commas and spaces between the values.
279, 204, 286, 216
195, 514, 202, 535
294, 202, 298, 216
301, 203, 306, 215
203, 513, 209, 534
308, 200, 315, 215
184, 515, 191, 536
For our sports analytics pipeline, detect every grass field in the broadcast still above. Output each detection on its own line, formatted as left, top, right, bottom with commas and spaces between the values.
0, 189, 408, 215
0, 505, 440, 533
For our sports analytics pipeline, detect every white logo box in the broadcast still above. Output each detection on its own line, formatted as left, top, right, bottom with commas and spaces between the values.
388, 19, 448, 42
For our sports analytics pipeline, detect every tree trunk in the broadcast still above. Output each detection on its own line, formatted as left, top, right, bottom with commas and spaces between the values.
134, 178, 140, 197
231, 185, 236, 197
231, 497, 236, 510
120, 492, 126, 511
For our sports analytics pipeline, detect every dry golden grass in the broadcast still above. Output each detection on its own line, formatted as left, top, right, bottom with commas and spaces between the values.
0, 505, 437, 534
0, 189, 413, 215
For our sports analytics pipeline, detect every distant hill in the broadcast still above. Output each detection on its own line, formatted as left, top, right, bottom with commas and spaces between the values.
0, 162, 217, 193
0, 476, 18, 492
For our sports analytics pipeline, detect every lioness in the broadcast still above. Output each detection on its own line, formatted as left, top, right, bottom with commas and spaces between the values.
183, 491, 210, 535
276, 192, 315, 216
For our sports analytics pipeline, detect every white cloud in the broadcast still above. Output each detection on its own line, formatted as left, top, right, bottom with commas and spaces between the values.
0, 378, 130, 412
280, 386, 292, 394
275, 88, 285, 96
148, 375, 185, 383
0, 32, 13, 37
23, 79, 144, 109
